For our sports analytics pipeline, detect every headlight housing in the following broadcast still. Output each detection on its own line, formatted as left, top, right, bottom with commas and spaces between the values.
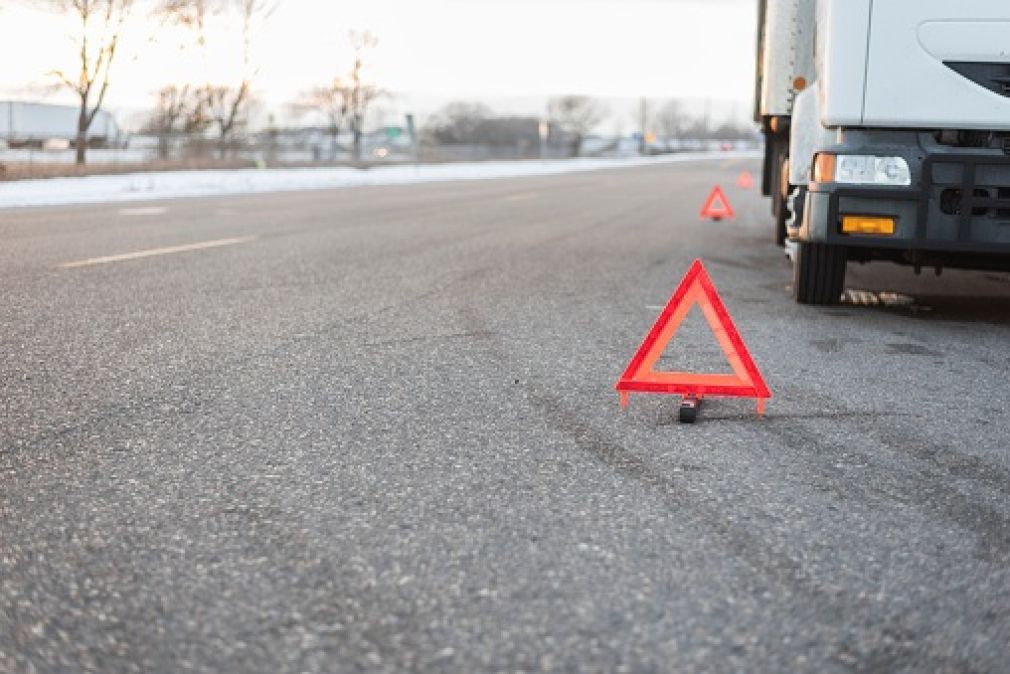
813, 154, 911, 186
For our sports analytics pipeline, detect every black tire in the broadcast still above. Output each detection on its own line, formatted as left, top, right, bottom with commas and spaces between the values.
793, 242, 847, 305
766, 135, 788, 204
774, 193, 789, 246
773, 156, 791, 246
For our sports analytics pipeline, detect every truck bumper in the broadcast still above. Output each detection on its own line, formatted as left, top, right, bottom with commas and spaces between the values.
798, 147, 1010, 270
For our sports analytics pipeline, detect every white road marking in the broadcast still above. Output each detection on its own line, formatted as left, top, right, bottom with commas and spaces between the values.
118, 206, 168, 216
60, 236, 256, 269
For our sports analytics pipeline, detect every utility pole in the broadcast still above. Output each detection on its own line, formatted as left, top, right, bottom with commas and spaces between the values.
406, 113, 418, 165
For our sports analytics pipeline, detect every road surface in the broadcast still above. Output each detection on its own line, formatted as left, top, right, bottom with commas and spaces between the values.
2, 158, 1009, 672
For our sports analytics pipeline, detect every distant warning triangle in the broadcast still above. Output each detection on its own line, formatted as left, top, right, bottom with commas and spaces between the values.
616, 259, 770, 415
700, 185, 735, 220
736, 170, 754, 189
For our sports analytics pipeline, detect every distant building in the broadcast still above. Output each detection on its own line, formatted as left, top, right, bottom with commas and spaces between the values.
0, 101, 122, 148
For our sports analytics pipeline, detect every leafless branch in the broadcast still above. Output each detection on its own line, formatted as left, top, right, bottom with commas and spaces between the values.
46, 0, 135, 164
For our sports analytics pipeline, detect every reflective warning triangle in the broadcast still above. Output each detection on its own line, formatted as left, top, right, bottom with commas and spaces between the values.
700, 185, 735, 220
616, 259, 770, 414
736, 171, 754, 189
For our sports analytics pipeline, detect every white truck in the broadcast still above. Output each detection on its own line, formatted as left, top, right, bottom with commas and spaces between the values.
755, 0, 1010, 304
0, 101, 121, 147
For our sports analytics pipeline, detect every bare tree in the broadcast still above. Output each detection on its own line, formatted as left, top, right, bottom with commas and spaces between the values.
656, 99, 686, 141
685, 115, 712, 140
237, 0, 275, 69
198, 82, 252, 155
713, 118, 755, 142
345, 30, 382, 163
159, 0, 273, 156
48, 0, 135, 164
547, 95, 607, 158
144, 84, 192, 159
157, 0, 209, 42
292, 80, 349, 160
423, 102, 493, 145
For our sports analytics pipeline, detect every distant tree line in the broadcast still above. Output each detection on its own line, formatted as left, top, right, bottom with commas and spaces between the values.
422, 103, 537, 148
36, 0, 285, 163
35, 1, 753, 165
422, 96, 755, 159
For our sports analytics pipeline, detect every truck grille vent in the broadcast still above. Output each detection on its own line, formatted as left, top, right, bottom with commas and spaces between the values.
1000, 188, 1010, 219
934, 129, 1001, 149
945, 61, 1010, 99
938, 187, 1010, 219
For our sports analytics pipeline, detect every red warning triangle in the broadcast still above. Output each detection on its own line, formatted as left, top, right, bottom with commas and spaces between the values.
616, 259, 771, 414
736, 170, 754, 189
700, 185, 735, 220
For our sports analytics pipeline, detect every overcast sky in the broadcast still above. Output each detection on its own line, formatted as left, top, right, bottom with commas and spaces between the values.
0, 0, 757, 127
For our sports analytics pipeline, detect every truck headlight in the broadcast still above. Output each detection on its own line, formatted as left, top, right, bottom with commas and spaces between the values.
813, 154, 911, 186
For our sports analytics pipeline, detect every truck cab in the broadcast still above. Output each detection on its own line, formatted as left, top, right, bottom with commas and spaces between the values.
756, 0, 1010, 304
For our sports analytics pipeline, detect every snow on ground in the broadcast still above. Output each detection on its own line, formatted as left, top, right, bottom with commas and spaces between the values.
0, 151, 758, 209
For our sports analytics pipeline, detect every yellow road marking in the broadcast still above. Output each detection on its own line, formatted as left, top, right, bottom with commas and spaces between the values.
504, 193, 538, 202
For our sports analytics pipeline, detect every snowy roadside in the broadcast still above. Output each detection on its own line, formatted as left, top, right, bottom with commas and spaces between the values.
0, 152, 759, 210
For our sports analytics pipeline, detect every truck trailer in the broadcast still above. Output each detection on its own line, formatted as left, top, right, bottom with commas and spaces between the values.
0, 101, 121, 148
755, 0, 1010, 304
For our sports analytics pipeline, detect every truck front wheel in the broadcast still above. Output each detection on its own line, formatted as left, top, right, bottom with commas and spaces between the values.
793, 242, 847, 305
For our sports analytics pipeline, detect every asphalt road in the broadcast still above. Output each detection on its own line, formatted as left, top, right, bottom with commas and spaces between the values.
2, 158, 1009, 673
